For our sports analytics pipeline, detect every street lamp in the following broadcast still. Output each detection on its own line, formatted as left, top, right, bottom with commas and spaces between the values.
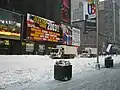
95, 0, 100, 69
87, 0, 100, 69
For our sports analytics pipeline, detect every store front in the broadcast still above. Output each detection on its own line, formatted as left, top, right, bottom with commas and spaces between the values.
0, 8, 22, 55
9, 40, 21, 55
0, 39, 9, 55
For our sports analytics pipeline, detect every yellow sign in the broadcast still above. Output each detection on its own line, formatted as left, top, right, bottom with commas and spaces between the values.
4, 40, 9, 45
0, 31, 20, 36
30, 27, 60, 42
34, 16, 48, 29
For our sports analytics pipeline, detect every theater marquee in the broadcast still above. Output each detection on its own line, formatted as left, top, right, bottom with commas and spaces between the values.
27, 13, 60, 42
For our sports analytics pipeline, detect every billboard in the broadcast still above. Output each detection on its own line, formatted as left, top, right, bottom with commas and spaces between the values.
83, 2, 96, 20
27, 13, 60, 42
26, 43, 34, 52
83, 1, 96, 31
61, 0, 71, 23
61, 24, 72, 45
87, 0, 96, 15
72, 27, 80, 46
0, 8, 21, 40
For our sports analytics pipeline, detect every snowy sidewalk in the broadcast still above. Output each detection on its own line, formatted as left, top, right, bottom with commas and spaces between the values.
0, 55, 120, 90
46, 65, 120, 90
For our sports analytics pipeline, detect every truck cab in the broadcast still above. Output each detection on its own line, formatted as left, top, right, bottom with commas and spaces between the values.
80, 48, 97, 58
50, 45, 77, 59
80, 50, 90, 58
50, 48, 63, 59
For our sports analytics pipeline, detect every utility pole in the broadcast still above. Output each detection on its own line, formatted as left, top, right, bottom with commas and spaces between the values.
113, 0, 116, 45
96, 0, 100, 69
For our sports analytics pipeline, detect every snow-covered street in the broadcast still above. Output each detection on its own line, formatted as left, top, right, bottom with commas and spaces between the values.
46, 65, 120, 90
0, 55, 120, 90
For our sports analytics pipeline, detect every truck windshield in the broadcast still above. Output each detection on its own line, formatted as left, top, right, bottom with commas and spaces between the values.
51, 49, 59, 53
82, 51, 88, 53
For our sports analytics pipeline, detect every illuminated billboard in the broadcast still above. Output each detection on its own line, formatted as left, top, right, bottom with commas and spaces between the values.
27, 13, 60, 42
0, 8, 21, 40
61, 24, 72, 45
61, 0, 71, 23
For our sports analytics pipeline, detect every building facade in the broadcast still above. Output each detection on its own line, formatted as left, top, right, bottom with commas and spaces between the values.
102, 0, 120, 47
73, 2, 84, 22
0, 0, 72, 55
72, 0, 120, 52
0, 8, 23, 55
72, 1, 103, 52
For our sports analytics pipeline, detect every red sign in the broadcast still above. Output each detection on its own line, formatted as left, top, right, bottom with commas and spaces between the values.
61, 0, 70, 23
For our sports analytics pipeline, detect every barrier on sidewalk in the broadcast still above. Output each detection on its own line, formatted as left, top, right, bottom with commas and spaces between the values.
54, 60, 72, 81
105, 56, 113, 68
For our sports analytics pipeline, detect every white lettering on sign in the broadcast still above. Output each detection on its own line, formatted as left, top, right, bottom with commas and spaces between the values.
0, 20, 16, 25
47, 21, 59, 32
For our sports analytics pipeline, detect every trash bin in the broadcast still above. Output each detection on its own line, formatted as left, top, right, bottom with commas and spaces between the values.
54, 65, 72, 81
105, 56, 113, 68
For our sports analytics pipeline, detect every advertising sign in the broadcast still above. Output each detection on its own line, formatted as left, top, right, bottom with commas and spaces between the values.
26, 43, 34, 52
27, 13, 60, 42
61, 0, 71, 23
61, 24, 72, 45
0, 8, 21, 40
72, 27, 80, 46
83, 2, 96, 20
87, 0, 96, 15
83, 1, 96, 31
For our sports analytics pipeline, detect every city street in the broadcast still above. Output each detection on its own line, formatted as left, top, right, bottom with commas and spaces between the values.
0, 0, 120, 90
0, 55, 120, 90
48, 64, 120, 90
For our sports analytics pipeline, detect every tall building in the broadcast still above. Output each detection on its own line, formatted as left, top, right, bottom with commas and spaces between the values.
73, 2, 84, 21
102, 0, 120, 46
72, 1, 100, 51
72, 0, 120, 52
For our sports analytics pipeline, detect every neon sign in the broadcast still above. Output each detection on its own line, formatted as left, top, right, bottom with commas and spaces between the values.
88, 0, 96, 15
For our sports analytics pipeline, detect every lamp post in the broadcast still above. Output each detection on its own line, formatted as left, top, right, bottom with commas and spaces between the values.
96, 0, 100, 69
87, 0, 100, 69
113, 0, 116, 46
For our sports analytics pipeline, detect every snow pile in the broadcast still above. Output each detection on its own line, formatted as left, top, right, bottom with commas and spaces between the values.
0, 55, 54, 89
0, 55, 120, 89
55, 60, 71, 66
